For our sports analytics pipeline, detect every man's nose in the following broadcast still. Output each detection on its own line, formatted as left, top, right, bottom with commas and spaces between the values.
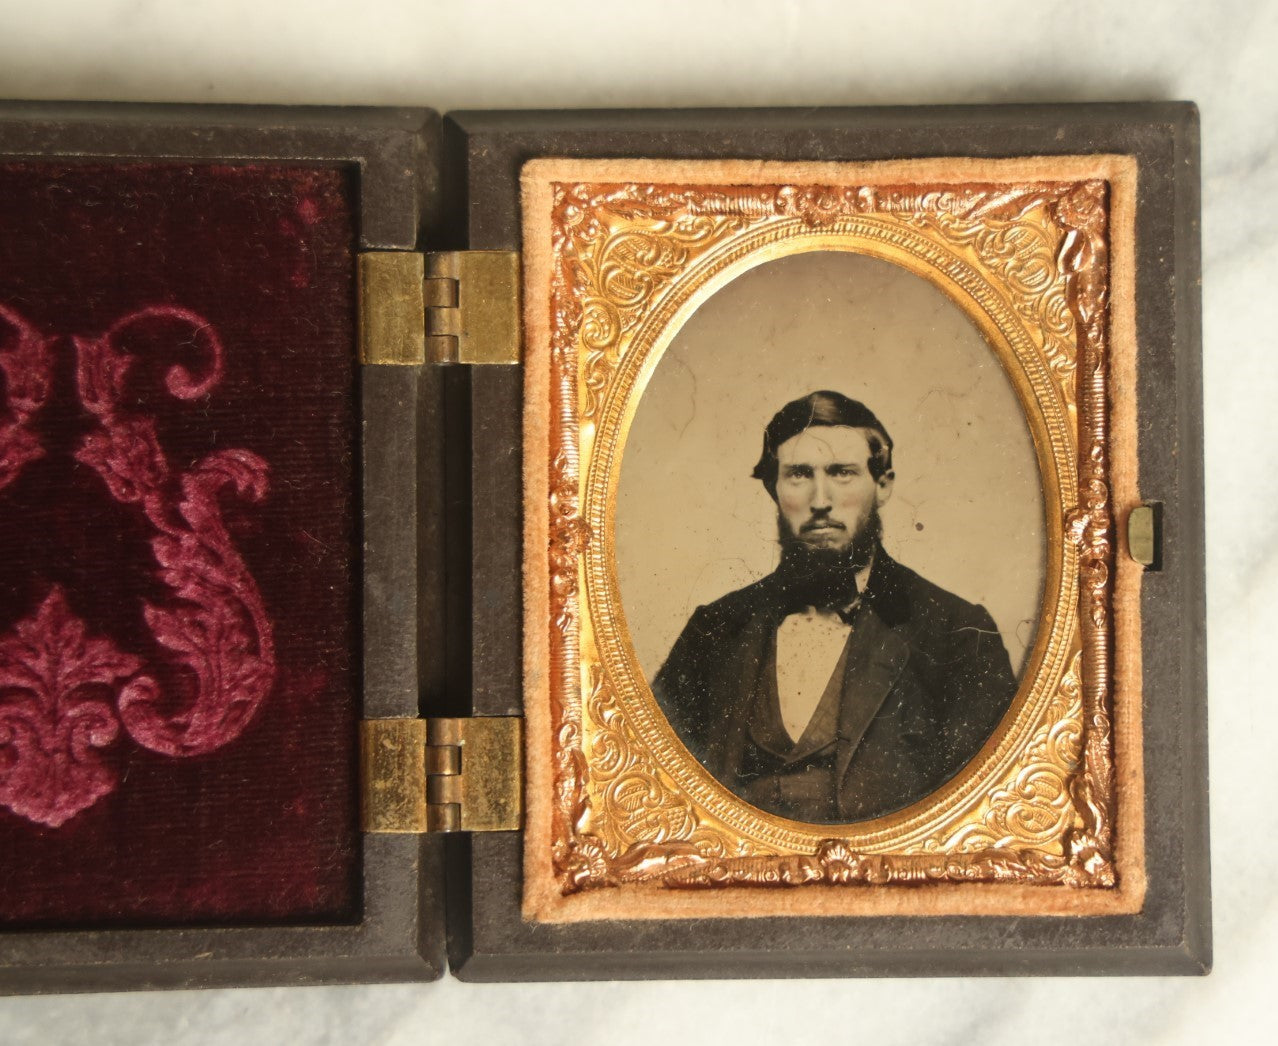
810, 472, 832, 510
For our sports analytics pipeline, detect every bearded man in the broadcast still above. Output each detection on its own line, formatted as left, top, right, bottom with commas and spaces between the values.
652, 390, 1017, 823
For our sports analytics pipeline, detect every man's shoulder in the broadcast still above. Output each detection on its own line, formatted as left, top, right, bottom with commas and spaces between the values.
869, 552, 996, 630
683, 574, 781, 633
654, 575, 778, 722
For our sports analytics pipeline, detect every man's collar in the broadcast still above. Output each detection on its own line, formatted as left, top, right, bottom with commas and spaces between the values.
858, 545, 912, 627
853, 550, 874, 603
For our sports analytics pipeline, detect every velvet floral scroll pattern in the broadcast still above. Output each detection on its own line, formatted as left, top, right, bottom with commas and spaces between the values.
0, 306, 275, 828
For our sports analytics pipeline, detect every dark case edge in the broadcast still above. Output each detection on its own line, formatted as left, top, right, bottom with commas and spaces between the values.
445, 103, 1210, 980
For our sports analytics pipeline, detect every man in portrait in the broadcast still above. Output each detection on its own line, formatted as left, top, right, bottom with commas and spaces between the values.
652, 390, 1017, 823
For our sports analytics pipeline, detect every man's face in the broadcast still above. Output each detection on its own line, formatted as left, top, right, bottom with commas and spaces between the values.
775, 425, 894, 552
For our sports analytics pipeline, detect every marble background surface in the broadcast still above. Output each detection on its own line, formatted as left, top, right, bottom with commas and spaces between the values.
0, 1, 1270, 1043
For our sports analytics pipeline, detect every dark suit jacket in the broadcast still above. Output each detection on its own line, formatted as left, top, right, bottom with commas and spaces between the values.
652, 549, 1017, 822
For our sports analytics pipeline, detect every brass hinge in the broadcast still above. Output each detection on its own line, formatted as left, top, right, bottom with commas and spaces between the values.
358, 250, 521, 366
358, 252, 426, 365
360, 717, 523, 833
424, 251, 522, 365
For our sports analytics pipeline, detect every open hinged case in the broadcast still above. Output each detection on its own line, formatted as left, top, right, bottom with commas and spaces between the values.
0, 102, 1207, 992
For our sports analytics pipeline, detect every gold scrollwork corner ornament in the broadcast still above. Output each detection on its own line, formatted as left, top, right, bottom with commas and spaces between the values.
546, 175, 1117, 893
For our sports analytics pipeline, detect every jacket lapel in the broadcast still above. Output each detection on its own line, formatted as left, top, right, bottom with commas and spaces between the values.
697, 555, 916, 799
703, 608, 778, 777
833, 599, 910, 784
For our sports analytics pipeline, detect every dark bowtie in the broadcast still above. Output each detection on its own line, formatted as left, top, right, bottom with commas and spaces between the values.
775, 543, 862, 620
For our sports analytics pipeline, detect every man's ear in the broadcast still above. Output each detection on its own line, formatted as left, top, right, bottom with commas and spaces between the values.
874, 470, 895, 507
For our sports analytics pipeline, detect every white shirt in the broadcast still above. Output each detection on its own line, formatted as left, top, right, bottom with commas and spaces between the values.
775, 560, 873, 742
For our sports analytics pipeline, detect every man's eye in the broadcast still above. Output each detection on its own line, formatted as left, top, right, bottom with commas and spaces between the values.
784, 466, 813, 480
828, 466, 859, 478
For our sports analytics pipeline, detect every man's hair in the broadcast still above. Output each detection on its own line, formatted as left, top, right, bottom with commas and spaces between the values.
751, 390, 894, 500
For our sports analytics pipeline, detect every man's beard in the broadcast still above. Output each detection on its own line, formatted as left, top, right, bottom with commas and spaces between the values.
774, 508, 881, 613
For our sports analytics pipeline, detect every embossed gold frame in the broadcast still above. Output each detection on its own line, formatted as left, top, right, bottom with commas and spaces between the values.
523, 157, 1145, 923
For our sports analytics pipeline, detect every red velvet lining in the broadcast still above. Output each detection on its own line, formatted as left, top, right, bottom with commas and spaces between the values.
0, 161, 360, 927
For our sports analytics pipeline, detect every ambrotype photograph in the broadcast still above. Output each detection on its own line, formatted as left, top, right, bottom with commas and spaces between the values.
524, 158, 1141, 918
618, 251, 1044, 825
